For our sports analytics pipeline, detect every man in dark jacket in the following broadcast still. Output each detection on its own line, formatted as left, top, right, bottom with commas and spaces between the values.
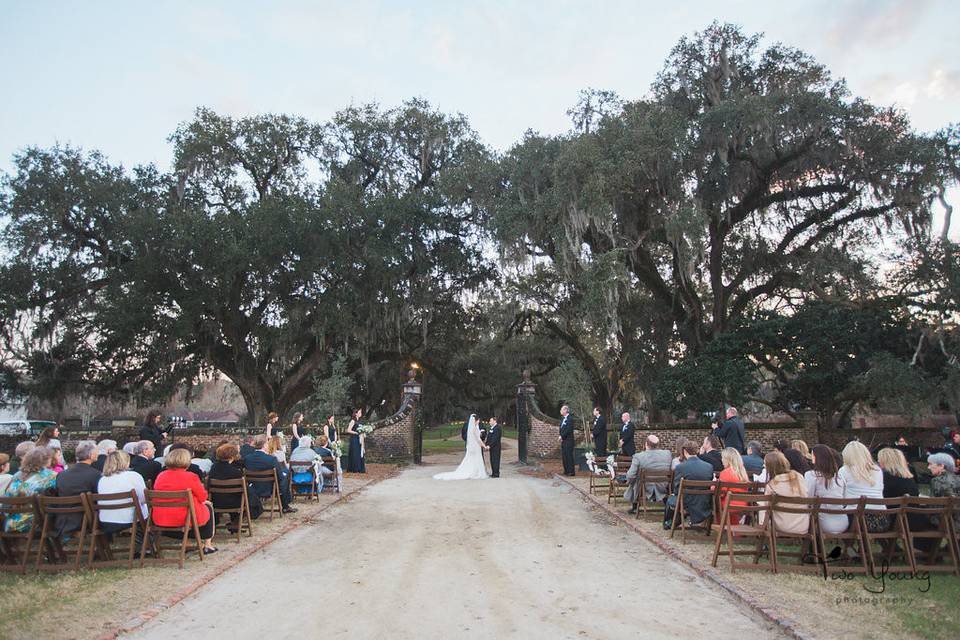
486, 417, 503, 478
53, 440, 101, 537
558, 405, 576, 476
664, 440, 715, 528
697, 435, 724, 474
130, 440, 163, 485
741, 441, 765, 477
618, 412, 636, 456
591, 408, 607, 457
712, 406, 746, 454
244, 434, 296, 513
239, 435, 256, 459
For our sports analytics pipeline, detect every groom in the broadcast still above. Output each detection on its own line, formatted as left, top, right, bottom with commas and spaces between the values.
558, 404, 575, 477
486, 416, 502, 477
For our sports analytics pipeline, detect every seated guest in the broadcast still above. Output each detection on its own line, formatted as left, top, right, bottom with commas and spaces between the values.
2, 447, 57, 532
878, 447, 919, 498
49, 446, 66, 473
244, 435, 296, 514
942, 431, 960, 459
927, 452, 960, 532
804, 444, 848, 537
697, 435, 723, 474
239, 435, 256, 459
53, 440, 101, 537
130, 440, 163, 485
623, 435, 672, 514
122, 442, 139, 455
783, 447, 812, 475
663, 440, 714, 529
267, 435, 287, 468
165, 443, 206, 482
840, 441, 888, 532
153, 448, 217, 554
0, 453, 12, 495
716, 448, 750, 524
14, 440, 35, 464
742, 441, 765, 478
92, 439, 118, 472
791, 440, 814, 464
208, 443, 262, 527
760, 451, 810, 535
313, 435, 333, 457
192, 446, 213, 474
96, 451, 149, 537
290, 435, 329, 493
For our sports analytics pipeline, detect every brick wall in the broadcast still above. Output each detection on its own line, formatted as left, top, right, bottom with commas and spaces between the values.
364, 398, 417, 463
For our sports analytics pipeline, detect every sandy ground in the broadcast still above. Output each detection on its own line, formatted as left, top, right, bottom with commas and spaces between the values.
126, 450, 783, 640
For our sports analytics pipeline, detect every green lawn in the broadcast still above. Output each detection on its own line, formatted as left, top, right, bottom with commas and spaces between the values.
878, 572, 960, 636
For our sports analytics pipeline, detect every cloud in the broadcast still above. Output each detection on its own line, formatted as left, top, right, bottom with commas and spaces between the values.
865, 65, 960, 111
822, 0, 935, 49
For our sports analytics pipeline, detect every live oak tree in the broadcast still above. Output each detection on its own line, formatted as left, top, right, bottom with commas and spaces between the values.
490, 23, 942, 420
0, 101, 493, 426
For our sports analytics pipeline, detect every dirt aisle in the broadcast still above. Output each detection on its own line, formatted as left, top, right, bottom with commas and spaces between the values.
126, 454, 782, 639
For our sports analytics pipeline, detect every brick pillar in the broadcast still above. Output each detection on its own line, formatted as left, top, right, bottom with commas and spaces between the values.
516, 369, 536, 463
364, 369, 421, 463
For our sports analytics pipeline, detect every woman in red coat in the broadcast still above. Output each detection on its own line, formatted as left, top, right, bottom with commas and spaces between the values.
153, 448, 217, 554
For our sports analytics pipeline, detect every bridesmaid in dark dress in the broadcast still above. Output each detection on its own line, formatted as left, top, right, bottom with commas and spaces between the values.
346, 408, 366, 473
265, 412, 281, 438
323, 414, 339, 446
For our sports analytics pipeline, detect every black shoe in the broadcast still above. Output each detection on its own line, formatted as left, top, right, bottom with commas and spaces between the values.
828, 546, 842, 560
491, 474, 499, 478
663, 521, 672, 530
282, 507, 298, 514
628, 507, 637, 514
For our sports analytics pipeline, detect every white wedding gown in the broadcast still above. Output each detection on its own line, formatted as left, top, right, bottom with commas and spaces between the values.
433, 416, 488, 480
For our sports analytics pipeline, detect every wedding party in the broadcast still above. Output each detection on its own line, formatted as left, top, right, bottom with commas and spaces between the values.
2, 1, 960, 639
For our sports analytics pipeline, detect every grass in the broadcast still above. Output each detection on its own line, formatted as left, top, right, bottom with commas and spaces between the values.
877, 571, 960, 636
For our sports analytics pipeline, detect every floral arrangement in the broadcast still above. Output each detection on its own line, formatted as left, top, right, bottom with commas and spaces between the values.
357, 425, 374, 435
585, 452, 617, 478
328, 441, 343, 458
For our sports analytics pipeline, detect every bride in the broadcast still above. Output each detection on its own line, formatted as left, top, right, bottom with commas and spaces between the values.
433, 414, 489, 480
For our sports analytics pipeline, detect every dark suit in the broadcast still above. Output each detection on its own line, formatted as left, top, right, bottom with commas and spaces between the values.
461, 420, 469, 442
130, 455, 163, 486
559, 415, 576, 476
53, 462, 101, 537
741, 453, 765, 477
208, 460, 263, 521
91, 454, 107, 472
665, 456, 714, 525
592, 415, 607, 457
698, 449, 723, 474
619, 421, 636, 456
713, 416, 746, 454
244, 450, 291, 508
139, 424, 166, 453
239, 444, 256, 459
486, 424, 502, 477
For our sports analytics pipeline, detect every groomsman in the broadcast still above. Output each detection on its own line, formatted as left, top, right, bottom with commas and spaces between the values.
591, 407, 607, 457
486, 416, 502, 477
618, 412, 636, 456
558, 405, 576, 476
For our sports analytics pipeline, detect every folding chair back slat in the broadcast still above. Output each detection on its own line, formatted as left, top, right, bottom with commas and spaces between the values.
813, 497, 868, 576
902, 496, 958, 574
142, 489, 205, 569
208, 478, 253, 543
244, 469, 283, 520
859, 496, 913, 575
289, 460, 320, 503
36, 494, 88, 571
767, 495, 819, 573
84, 490, 144, 569
635, 469, 672, 517
670, 479, 716, 544
0, 496, 41, 574
710, 493, 774, 573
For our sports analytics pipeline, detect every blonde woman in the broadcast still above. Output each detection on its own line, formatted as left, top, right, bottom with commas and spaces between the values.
96, 451, 149, 535
266, 435, 287, 468
791, 440, 814, 463
760, 451, 810, 535
877, 447, 919, 498
839, 441, 888, 532
717, 448, 749, 524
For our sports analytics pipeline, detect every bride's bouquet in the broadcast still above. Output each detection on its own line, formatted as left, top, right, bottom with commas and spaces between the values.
357, 425, 374, 435
328, 441, 344, 458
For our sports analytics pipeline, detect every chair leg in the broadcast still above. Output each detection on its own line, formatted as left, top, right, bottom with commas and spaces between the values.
35, 517, 51, 572
192, 518, 204, 563
140, 521, 153, 567
74, 521, 87, 571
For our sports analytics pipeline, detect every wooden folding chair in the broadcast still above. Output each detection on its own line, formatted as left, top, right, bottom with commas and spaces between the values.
84, 490, 146, 569
767, 495, 820, 573
902, 496, 958, 574
634, 469, 672, 517
589, 470, 612, 496
289, 460, 320, 503
141, 489, 205, 569
0, 496, 41, 574
814, 497, 869, 576
669, 479, 715, 543
710, 493, 775, 573
321, 456, 340, 493
858, 497, 913, 575
607, 456, 633, 506
244, 469, 283, 520
711, 480, 757, 525
35, 494, 89, 571
208, 478, 254, 543
950, 497, 960, 575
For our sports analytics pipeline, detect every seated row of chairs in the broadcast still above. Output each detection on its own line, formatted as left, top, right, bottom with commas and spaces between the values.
709, 493, 960, 577
0, 463, 333, 574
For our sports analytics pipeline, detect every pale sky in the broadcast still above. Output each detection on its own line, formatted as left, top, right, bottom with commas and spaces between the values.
2, 1, 958, 214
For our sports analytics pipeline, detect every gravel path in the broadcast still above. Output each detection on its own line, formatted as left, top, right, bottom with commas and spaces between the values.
126, 453, 782, 639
